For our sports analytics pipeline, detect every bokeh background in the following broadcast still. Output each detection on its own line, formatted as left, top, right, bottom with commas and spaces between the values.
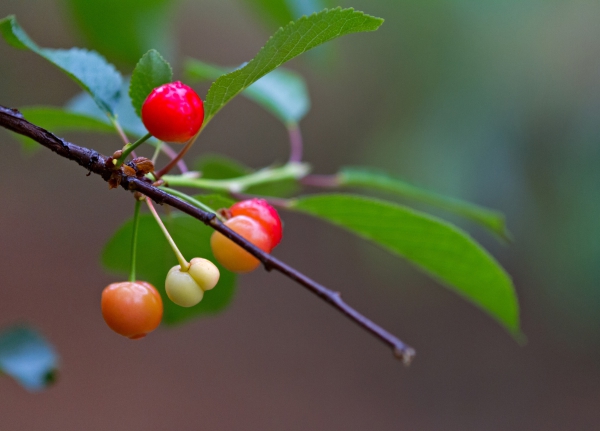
1, 0, 599, 429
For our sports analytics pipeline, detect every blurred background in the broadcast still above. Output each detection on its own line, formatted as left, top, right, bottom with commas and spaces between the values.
0, 0, 599, 429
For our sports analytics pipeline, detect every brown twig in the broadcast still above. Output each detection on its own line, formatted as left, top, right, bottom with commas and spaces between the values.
0, 105, 415, 365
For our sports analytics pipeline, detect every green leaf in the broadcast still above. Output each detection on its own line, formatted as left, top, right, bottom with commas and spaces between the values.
289, 194, 521, 336
0, 326, 59, 392
339, 167, 511, 241
203, 8, 383, 124
193, 194, 236, 212
186, 59, 310, 125
7, 107, 114, 152
11, 79, 154, 152
67, 79, 150, 138
130, 50, 173, 117
64, 0, 177, 66
102, 213, 237, 325
194, 154, 251, 179
0, 15, 122, 115
240, 0, 333, 29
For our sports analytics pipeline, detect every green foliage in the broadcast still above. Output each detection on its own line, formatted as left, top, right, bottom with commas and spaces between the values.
64, 0, 177, 66
194, 154, 250, 179
0, 326, 58, 392
194, 194, 236, 212
289, 194, 521, 336
14, 107, 115, 151
203, 8, 383, 125
185, 59, 310, 125
67, 80, 149, 138
0, 15, 122, 115
129, 50, 173, 117
339, 167, 510, 241
102, 212, 237, 325
239, 0, 333, 29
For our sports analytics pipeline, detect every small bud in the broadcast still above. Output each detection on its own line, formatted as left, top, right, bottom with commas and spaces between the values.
108, 171, 121, 189
132, 157, 154, 175
112, 150, 123, 159
122, 165, 136, 177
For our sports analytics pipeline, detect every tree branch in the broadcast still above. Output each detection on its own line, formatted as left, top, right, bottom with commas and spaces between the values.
0, 105, 415, 365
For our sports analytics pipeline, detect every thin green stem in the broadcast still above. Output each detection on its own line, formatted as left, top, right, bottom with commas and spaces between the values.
145, 198, 190, 271
158, 187, 226, 222
109, 115, 130, 146
128, 199, 142, 282
162, 162, 311, 193
115, 132, 152, 166
150, 141, 162, 165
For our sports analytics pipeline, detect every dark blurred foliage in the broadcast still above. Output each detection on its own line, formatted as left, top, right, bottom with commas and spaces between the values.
0, 0, 599, 430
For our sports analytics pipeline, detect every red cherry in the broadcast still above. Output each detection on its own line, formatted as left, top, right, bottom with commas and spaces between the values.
141, 81, 204, 143
210, 216, 272, 273
230, 199, 282, 249
101, 281, 163, 339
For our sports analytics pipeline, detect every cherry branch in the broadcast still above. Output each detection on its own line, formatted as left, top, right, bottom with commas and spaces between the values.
0, 105, 415, 365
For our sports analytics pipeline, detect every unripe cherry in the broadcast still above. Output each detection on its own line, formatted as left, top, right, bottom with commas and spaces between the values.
210, 215, 271, 273
141, 81, 204, 143
230, 198, 283, 249
165, 258, 220, 307
101, 281, 163, 339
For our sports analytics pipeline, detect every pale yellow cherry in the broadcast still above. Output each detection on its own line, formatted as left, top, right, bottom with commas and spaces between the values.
165, 258, 220, 307
188, 258, 220, 291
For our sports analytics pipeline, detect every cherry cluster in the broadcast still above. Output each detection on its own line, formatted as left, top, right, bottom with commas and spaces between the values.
101, 82, 283, 339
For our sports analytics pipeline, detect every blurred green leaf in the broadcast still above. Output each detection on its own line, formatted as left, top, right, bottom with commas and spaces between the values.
193, 154, 301, 198
0, 15, 122, 115
239, 0, 333, 28
11, 107, 115, 152
65, 0, 177, 66
130, 50, 173, 117
186, 59, 310, 125
193, 194, 236, 212
12, 81, 153, 151
203, 8, 383, 124
194, 154, 251, 179
289, 194, 521, 336
0, 326, 59, 392
102, 213, 237, 325
67, 80, 150, 138
339, 167, 510, 241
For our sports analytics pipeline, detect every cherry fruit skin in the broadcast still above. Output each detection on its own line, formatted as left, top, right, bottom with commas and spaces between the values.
230, 199, 282, 249
101, 281, 163, 339
141, 81, 204, 143
210, 216, 272, 273
165, 258, 220, 307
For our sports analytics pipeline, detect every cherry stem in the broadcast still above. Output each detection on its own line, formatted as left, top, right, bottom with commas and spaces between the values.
145, 198, 190, 271
155, 133, 198, 179
115, 133, 152, 166
152, 141, 189, 173
128, 199, 142, 282
288, 123, 303, 163
158, 187, 226, 222
109, 115, 130, 146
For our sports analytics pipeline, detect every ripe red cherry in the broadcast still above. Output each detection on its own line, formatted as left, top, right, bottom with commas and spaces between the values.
101, 281, 163, 339
210, 216, 271, 273
141, 81, 204, 143
230, 199, 282, 249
